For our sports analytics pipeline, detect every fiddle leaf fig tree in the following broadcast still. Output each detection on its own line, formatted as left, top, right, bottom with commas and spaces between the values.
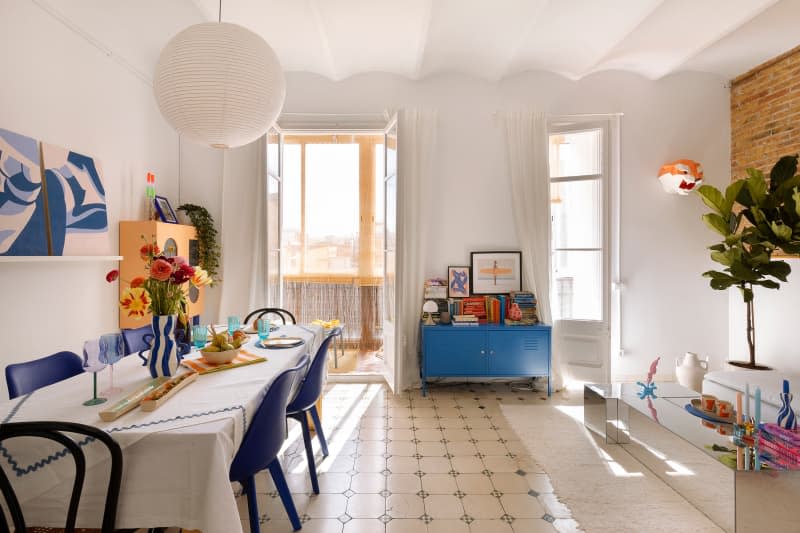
696, 155, 800, 369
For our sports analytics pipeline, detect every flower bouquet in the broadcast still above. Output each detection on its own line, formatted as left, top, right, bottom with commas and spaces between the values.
109, 238, 212, 377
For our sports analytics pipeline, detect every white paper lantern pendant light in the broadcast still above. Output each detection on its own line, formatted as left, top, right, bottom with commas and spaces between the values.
153, 1, 286, 149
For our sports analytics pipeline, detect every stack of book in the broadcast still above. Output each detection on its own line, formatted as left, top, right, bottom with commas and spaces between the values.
462, 297, 488, 323
506, 291, 539, 325
759, 423, 800, 470
452, 314, 479, 326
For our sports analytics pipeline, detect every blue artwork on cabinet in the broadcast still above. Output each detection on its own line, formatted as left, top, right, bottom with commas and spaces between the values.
0, 128, 48, 255
0, 128, 109, 256
41, 142, 109, 255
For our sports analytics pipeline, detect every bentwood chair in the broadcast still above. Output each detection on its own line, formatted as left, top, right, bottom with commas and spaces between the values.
0, 421, 123, 532
121, 324, 154, 355
244, 307, 297, 326
5, 351, 84, 399
229, 354, 310, 533
286, 327, 341, 494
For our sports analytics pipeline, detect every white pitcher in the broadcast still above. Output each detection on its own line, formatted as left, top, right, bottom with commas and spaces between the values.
675, 352, 708, 392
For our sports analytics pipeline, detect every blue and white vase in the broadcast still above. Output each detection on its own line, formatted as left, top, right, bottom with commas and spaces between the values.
777, 379, 797, 430
139, 314, 182, 378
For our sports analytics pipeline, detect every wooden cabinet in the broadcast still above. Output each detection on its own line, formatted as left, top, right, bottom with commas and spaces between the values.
420, 324, 552, 396
119, 221, 205, 329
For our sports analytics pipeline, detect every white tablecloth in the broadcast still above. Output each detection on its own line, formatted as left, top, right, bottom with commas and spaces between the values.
0, 324, 323, 532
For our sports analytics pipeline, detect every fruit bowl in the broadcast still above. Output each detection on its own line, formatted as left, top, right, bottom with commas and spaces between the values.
200, 346, 239, 364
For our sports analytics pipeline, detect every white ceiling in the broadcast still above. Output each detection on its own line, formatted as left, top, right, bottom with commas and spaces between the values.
35, 0, 800, 83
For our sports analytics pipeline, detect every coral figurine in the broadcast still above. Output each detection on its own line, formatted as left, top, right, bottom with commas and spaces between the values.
508, 303, 522, 321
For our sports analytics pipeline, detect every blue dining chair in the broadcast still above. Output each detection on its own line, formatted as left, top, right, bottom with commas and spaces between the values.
5, 351, 85, 399
286, 327, 341, 494
229, 354, 310, 533
121, 324, 154, 355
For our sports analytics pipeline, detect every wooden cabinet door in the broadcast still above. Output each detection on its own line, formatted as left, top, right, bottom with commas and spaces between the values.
488, 329, 549, 376
424, 329, 487, 376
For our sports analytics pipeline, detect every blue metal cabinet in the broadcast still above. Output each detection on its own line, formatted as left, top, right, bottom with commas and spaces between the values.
420, 324, 551, 396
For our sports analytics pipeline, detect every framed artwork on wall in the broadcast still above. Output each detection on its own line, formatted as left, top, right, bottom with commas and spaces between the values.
471, 251, 522, 294
154, 195, 178, 224
448, 266, 470, 298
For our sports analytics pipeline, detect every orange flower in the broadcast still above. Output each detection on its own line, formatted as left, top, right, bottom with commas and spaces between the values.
139, 243, 161, 261
120, 287, 151, 319
130, 276, 145, 289
150, 258, 173, 281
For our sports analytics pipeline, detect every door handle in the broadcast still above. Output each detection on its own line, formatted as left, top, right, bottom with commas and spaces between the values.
489, 350, 495, 355
480, 350, 486, 355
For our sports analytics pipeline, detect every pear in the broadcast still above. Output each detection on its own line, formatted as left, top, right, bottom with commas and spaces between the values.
203, 345, 220, 352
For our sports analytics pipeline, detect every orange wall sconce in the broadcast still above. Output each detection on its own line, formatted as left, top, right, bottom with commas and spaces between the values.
658, 159, 704, 195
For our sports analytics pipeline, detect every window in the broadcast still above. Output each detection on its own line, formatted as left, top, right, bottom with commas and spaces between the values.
549, 127, 605, 321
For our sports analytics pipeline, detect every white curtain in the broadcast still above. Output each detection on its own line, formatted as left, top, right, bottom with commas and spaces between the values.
217, 136, 268, 322
396, 109, 438, 392
501, 111, 563, 390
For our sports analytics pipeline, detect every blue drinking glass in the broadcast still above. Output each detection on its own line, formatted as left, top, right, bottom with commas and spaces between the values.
193, 324, 208, 350
227, 316, 240, 336
99, 333, 124, 395
257, 319, 270, 342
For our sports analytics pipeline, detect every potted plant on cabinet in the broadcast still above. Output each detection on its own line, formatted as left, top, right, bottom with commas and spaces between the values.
696, 155, 800, 369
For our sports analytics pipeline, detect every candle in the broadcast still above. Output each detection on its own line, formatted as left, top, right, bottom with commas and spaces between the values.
755, 387, 761, 471
736, 392, 744, 470
745, 383, 750, 470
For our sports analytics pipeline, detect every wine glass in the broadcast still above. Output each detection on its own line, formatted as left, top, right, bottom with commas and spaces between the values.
192, 324, 208, 351
82, 338, 107, 406
99, 333, 124, 395
227, 316, 240, 336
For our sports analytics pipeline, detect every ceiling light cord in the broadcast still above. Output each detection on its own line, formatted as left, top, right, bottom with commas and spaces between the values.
218, 0, 222, 23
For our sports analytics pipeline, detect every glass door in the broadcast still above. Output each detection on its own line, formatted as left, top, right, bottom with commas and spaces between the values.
266, 127, 283, 307
382, 115, 398, 392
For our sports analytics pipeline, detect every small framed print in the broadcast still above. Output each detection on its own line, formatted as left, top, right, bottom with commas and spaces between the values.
154, 195, 178, 224
471, 251, 522, 294
448, 266, 470, 298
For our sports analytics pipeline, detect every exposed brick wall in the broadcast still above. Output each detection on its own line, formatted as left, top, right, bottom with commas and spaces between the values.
731, 44, 800, 180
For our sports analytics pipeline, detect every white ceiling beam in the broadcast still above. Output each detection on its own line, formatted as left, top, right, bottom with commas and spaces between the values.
411, 0, 434, 80
307, 0, 339, 80
665, 0, 780, 79
575, 0, 666, 80
498, 0, 552, 80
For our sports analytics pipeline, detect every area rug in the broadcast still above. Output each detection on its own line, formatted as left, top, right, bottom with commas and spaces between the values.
500, 403, 725, 533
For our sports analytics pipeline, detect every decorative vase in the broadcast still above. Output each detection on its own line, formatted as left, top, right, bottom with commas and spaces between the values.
439, 311, 451, 325
777, 380, 797, 430
139, 314, 182, 378
675, 352, 708, 392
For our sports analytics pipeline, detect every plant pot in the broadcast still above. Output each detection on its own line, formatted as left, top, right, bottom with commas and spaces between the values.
727, 361, 772, 370
138, 314, 184, 377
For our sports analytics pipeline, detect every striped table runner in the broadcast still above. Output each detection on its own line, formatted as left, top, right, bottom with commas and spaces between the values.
181, 351, 266, 374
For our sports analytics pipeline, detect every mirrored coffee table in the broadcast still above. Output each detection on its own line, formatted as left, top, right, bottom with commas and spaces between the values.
584, 382, 800, 533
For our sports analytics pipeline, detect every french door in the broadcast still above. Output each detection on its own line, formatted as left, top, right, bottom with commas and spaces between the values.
548, 118, 615, 384
382, 114, 399, 392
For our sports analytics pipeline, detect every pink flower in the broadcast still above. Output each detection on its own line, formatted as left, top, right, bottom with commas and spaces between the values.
150, 258, 173, 281
171, 263, 196, 284
172, 256, 187, 266
105, 269, 119, 283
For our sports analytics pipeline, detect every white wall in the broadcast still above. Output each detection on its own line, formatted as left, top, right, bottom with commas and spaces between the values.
728, 258, 800, 372
0, 0, 221, 398
281, 70, 732, 381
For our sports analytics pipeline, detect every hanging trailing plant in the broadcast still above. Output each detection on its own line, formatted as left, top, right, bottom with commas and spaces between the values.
177, 203, 221, 283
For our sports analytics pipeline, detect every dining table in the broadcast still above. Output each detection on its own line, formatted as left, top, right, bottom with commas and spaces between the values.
0, 323, 324, 533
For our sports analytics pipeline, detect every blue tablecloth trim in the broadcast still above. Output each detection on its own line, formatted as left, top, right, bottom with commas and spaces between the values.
0, 404, 247, 477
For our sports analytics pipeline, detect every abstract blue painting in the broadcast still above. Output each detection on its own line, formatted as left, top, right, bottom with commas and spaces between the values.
0, 128, 48, 255
41, 142, 109, 255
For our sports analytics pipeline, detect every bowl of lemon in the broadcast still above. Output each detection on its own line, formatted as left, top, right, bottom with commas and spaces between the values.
200, 329, 248, 364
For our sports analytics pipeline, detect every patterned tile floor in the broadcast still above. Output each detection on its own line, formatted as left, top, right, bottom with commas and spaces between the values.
226, 381, 580, 533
